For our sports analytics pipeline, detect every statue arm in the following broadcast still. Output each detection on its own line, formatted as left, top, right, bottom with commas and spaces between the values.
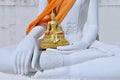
46, 22, 50, 32
14, 26, 46, 75
57, 0, 98, 51
13, 0, 48, 75
81, 0, 98, 46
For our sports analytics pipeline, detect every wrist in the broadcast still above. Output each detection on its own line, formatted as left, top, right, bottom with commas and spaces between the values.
28, 26, 46, 38
73, 41, 90, 50
78, 41, 90, 50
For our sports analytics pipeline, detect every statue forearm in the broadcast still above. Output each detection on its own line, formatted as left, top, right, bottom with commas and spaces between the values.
28, 26, 46, 39
81, 24, 98, 47
81, 0, 98, 46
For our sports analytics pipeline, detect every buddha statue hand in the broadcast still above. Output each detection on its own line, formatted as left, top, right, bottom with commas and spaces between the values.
14, 26, 45, 75
57, 41, 90, 51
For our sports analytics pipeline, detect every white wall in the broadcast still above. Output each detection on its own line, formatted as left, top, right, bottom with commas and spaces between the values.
99, 0, 120, 45
0, 0, 39, 47
0, 0, 120, 47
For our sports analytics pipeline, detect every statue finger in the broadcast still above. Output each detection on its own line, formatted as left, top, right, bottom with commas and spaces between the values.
17, 51, 22, 74
32, 46, 41, 69
20, 52, 26, 75
25, 51, 33, 74
57, 45, 73, 51
14, 51, 18, 74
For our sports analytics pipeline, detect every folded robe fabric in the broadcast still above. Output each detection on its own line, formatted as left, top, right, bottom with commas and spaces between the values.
26, 0, 76, 35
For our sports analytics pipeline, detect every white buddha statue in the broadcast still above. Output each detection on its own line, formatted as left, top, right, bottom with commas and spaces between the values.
0, 0, 118, 78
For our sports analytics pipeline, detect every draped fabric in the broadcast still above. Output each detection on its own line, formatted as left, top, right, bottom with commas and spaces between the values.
26, 0, 76, 35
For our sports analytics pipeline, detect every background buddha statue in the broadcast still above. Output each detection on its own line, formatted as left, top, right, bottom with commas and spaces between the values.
41, 11, 69, 49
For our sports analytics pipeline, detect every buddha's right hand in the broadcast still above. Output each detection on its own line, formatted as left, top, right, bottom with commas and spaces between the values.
14, 26, 46, 75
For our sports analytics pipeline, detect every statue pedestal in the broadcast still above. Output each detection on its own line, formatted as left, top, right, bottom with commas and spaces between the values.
40, 32, 69, 49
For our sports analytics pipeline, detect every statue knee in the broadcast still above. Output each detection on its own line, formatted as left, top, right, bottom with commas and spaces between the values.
39, 51, 64, 70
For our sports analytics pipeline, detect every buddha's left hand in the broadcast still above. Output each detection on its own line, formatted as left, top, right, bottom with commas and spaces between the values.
57, 41, 90, 51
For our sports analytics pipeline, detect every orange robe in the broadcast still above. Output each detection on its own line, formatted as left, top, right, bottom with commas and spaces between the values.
26, 0, 76, 35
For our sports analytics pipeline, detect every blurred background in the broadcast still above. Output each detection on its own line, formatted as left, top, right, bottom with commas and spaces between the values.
0, 0, 120, 47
